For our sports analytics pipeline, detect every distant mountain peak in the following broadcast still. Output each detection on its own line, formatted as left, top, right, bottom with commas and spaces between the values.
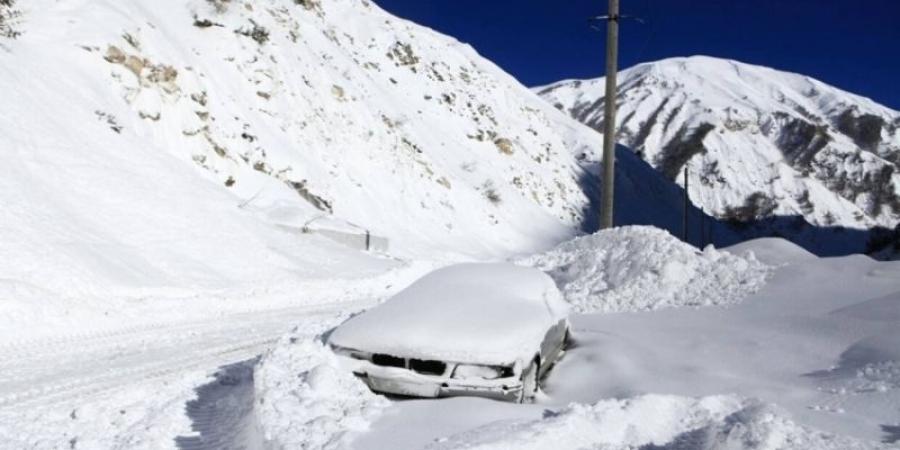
538, 56, 900, 246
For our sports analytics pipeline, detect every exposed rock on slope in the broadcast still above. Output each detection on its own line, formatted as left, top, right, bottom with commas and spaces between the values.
0, 0, 20, 39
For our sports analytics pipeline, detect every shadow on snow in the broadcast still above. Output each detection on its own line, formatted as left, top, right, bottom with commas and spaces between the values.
174, 357, 262, 450
577, 144, 893, 258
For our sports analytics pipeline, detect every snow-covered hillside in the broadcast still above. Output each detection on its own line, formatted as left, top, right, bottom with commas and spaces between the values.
0, 0, 717, 295
3, 0, 591, 261
538, 56, 900, 253
0, 0, 726, 342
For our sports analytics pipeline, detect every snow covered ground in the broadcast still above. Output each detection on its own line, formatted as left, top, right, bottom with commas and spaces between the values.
419, 395, 880, 450
1, 182, 897, 450
0, 260, 433, 450
250, 233, 900, 450
0, 303, 335, 449
1, 227, 897, 449
547, 238, 900, 445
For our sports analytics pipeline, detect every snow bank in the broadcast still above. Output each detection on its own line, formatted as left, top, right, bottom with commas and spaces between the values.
725, 237, 818, 265
811, 330, 900, 396
254, 324, 388, 450
516, 226, 771, 313
428, 395, 887, 450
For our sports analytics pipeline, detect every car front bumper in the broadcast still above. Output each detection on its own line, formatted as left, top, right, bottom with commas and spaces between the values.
351, 363, 523, 402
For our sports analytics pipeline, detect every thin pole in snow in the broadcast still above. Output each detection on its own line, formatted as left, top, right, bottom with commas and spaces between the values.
699, 207, 705, 248
683, 164, 689, 244
598, 0, 619, 230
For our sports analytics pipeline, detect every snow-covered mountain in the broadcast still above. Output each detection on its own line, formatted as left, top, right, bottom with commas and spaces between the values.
3, 4, 900, 450
537, 56, 900, 253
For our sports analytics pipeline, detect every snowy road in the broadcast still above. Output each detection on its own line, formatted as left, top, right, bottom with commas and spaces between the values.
0, 300, 368, 450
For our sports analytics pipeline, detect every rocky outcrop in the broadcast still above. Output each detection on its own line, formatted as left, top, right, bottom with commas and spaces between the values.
836, 108, 884, 151
657, 122, 714, 180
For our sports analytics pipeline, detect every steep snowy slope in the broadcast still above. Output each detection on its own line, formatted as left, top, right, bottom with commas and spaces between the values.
3, 0, 600, 261
0, 0, 716, 327
538, 56, 900, 250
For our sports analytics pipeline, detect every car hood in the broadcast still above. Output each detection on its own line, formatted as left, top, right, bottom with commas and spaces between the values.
328, 263, 569, 366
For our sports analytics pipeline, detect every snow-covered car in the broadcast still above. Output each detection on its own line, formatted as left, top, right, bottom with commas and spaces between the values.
328, 263, 570, 403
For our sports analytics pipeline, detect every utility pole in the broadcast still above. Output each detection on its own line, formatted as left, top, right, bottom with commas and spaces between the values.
599, 0, 619, 229
699, 206, 705, 248
683, 164, 689, 243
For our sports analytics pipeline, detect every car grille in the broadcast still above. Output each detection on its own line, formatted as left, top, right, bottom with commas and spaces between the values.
369, 353, 447, 376
409, 359, 446, 375
371, 353, 405, 368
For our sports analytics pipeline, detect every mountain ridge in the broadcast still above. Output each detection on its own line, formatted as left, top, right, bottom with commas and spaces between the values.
537, 55, 900, 249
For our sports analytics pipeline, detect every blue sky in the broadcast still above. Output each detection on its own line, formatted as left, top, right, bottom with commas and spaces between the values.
376, 0, 900, 109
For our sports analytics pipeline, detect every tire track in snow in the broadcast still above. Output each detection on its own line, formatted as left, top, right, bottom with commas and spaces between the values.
0, 298, 370, 446
0, 335, 277, 409
0, 299, 362, 359
0, 300, 370, 390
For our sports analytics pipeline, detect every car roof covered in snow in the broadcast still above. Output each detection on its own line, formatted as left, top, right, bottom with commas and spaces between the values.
328, 263, 569, 365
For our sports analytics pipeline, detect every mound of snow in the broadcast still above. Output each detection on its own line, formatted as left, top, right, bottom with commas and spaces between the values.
516, 226, 771, 313
725, 237, 818, 266
428, 395, 886, 450
254, 323, 388, 450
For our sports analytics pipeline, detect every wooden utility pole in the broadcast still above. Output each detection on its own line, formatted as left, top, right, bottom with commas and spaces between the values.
599, 0, 620, 229
683, 165, 689, 243
699, 207, 705, 248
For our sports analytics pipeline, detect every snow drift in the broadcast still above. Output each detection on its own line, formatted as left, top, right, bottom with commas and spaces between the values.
516, 226, 771, 313
254, 323, 388, 450
428, 395, 888, 450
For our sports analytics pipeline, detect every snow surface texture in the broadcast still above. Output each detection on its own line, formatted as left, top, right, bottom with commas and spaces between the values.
328, 263, 568, 365
0, 300, 380, 450
353, 238, 899, 449
0, 0, 710, 340
0, 0, 601, 266
427, 395, 888, 450
516, 226, 771, 313
538, 56, 900, 254
0, 263, 432, 450
255, 324, 389, 450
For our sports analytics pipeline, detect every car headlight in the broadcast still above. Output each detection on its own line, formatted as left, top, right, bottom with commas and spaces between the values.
452, 364, 510, 380
330, 344, 370, 361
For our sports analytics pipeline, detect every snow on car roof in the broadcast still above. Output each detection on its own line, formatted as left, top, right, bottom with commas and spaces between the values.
328, 263, 569, 365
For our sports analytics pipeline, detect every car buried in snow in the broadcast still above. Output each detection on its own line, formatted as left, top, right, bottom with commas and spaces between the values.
328, 263, 570, 403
